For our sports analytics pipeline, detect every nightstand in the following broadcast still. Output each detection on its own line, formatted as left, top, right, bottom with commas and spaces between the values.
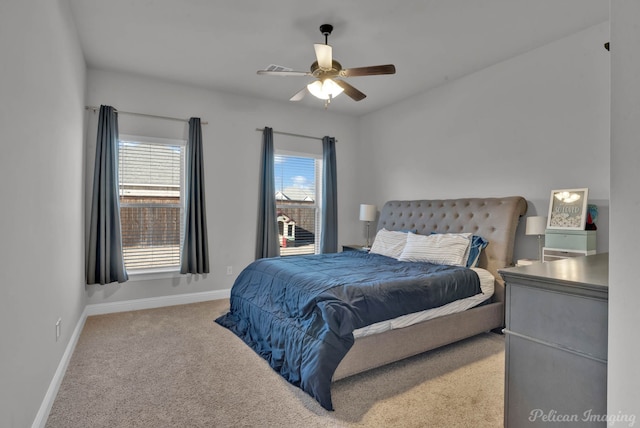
342, 244, 369, 252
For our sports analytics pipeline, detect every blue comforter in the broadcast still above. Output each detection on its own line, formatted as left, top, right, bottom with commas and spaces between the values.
215, 251, 481, 410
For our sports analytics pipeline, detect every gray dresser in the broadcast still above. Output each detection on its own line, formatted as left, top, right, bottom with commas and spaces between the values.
499, 253, 608, 427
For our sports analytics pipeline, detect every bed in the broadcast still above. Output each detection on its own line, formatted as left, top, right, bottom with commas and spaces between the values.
216, 196, 527, 410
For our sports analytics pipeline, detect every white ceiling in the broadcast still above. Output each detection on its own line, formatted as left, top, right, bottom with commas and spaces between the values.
67, 0, 609, 117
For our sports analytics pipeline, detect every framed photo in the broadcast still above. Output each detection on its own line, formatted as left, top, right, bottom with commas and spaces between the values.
547, 188, 589, 230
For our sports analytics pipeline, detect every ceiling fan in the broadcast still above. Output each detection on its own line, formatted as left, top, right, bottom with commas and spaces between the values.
257, 24, 396, 107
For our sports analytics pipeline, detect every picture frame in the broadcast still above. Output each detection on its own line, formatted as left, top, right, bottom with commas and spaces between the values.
547, 188, 589, 230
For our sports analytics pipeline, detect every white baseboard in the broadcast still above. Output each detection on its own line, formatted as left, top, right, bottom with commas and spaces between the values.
85, 289, 231, 316
32, 306, 88, 428
33, 289, 231, 428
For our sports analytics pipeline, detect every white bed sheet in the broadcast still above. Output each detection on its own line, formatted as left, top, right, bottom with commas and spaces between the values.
353, 267, 495, 339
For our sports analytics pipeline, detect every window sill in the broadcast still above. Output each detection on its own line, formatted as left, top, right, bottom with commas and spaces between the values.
126, 267, 185, 282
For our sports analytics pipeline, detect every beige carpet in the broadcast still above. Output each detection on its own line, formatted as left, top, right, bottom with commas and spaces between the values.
46, 300, 505, 428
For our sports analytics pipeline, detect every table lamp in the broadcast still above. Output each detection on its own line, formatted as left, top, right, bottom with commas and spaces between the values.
525, 216, 547, 261
359, 204, 377, 249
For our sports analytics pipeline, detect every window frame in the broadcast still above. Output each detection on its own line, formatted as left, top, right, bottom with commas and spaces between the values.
118, 134, 187, 277
274, 149, 324, 256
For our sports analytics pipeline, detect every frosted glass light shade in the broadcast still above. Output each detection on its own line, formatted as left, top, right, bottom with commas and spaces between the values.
526, 216, 547, 235
359, 204, 377, 222
307, 79, 344, 100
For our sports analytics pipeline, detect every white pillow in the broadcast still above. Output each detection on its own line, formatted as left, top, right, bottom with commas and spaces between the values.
398, 232, 470, 266
369, 229, 408, 259
437, 232, 472, 265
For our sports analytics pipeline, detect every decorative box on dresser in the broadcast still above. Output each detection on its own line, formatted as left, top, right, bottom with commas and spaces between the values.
499, 253, 608, 427
543, 229, 596, 262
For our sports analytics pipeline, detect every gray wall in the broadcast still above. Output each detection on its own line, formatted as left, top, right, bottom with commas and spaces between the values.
609, 0, 640, 421
358, 22, 610, 261
0, 1, 87, 426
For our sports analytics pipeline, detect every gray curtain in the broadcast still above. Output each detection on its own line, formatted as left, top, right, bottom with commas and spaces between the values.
320, 136, 338, 253
255, 127, 280, 259
180, 118, 210, 274
86, 105, 128, 285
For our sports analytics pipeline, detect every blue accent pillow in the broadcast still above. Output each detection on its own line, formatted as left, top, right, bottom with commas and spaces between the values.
467, 235, 489, 268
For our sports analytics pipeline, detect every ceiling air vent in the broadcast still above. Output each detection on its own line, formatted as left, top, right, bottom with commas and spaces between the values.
265, 64, 293, 72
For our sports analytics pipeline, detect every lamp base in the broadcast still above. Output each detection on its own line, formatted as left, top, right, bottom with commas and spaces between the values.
365, 222, 371, 248
538, 235, 543, 262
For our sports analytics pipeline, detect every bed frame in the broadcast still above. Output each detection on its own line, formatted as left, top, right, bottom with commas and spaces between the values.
333, 196, 527, 380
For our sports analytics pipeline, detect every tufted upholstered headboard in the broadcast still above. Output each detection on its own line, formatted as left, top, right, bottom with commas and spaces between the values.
377, 197, 527, 283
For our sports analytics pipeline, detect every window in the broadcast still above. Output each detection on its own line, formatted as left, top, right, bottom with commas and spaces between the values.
274, 153, 322, 256
118, 135, 186, 271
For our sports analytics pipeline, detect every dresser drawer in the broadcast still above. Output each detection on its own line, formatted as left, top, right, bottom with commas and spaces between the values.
507, 283, 608, 360
543, 248, 595, 262
545, 229, 596, 251
505, 334, 607, 427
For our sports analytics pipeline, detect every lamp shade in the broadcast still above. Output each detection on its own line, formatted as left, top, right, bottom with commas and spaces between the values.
359, 204, 377, 222
525, 216, 547, 235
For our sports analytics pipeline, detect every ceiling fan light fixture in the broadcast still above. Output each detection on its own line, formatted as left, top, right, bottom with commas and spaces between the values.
307, 79, 344, 100
258, 23, 395, 104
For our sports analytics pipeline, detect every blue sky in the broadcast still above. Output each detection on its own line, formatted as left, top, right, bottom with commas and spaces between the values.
274, 155, 315, 194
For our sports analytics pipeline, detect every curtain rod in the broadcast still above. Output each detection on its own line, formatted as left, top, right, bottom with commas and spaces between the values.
85, 106, 208, 125
255, 128, 337, 142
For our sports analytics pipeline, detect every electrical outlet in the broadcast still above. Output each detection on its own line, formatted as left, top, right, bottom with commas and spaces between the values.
226, 265, 233, 275
55, 318, 61, 341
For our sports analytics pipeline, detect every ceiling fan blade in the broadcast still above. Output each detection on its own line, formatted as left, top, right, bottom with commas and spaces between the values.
334, 80, 366, 101
339, 64, 396, 77
289, 87, 307, 101
314, 44, 333, 71
257, 70, 312, 76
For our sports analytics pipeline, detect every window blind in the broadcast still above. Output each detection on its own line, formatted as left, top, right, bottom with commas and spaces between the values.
118, 140, 185, 270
